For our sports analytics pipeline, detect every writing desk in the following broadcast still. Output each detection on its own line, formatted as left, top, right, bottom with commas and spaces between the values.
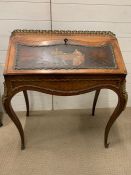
3, 30, 128, 149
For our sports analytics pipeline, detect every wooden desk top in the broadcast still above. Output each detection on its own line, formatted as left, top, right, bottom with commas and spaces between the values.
4, 30, 127, 75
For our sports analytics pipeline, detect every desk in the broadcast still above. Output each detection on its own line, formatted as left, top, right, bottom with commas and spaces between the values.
2, 30, 128, 149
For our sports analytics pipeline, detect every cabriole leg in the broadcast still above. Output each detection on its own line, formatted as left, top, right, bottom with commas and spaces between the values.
2, 89, 25, 150
104, 81, 128, 148
92, 89, 100, 116
23, 90, 29, 117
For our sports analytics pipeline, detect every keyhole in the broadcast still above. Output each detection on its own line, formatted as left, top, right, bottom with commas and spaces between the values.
64, 38, 68, 45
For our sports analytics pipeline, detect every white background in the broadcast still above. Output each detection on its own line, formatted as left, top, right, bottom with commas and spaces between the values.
0, 0, 131, 111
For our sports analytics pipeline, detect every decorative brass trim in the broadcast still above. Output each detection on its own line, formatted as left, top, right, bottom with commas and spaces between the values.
10, 78, 121, 82
11, 29, 116, 37
10, 78, 120, 97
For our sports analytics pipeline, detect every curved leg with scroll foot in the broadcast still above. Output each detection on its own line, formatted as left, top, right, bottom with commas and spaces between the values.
2, 95, 25, 150
104, 82, 128, 148
92, 89, 100, 116
23, 90, 29, 117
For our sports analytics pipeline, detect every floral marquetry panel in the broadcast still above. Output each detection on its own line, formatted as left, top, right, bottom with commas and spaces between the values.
14, 43, 117, 70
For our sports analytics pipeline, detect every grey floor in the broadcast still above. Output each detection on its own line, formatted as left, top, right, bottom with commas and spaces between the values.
0, 108, 131, 175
